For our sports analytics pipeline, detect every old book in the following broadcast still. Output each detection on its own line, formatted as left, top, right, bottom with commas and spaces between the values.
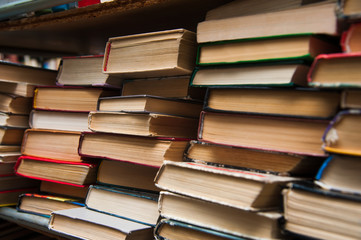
197, 2, 338, 43
283, 182, 361, 240
0, 188, 40, 207
0, 145, 20, 152
155, 161, 296, 211
0, 81, 38, 97
88, 112, 198, 138
0, 93, 32, 114
57, 55, 123, 88
49, 207, 154, 240
97, 160, 160, 192
0, 175, 40, 192
98, 95, 203, 118
0, 152, 21, 163
199, 111, 329, 156
0, 112, 28, 128
33, 86, 118, 112
341, 23, 361, 53
0, 126, 25, 145
121, 76, 206, 100
191, 63, 309, 87
315, 154, 361, 194
86, 185, 159, 226
186, 141, 325, 176
17, 193, 84, 217
79, 132, 189, 167
197, 34, 340, 65
40, 181, 89, 199
341, 89, 361, 109
159, 192, 283, 239
323, 110, 361, 156
308, 53, 361, 87
103, 29, 197, 78
205, 88, 340, 119
15, 156, 97, 186
337, 0, 361, 20
30, 110, 89, 132
21, 129, 82, 162
0, 162, 16, 176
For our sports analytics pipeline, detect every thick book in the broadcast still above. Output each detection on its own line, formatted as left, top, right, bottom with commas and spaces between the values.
57, 55, 123, 88
336, 0, 361, 21
322, 109, 361, 156
97, 160, 160, 193
159, 191, 283, 239
0, 162, 16, 176
33, 86, 118, 112
0, 188, 39, 207
49, 207, 154, 240
85, 185, 159, 226
155, 161, 297, 211
283, 182, 361, 240
0, 93, 32, 114
308, 52, 361, 87
79, 132, 190, 167
98, 95, 203, 118
15, 156, 97, 187
185, 140, 325, 176
155, 218, 245, 240
198, 111, 329, 157
103, 29, 197, 78
315, 154, 361, 194
121, 76, 206, 100
0, 175, 40, 192
0, 152, 20, 163
204, 87, 341, 119
29, 110, 90, 132
197, 34, 340, 66
341, 23, 361, 53
0, 112, 29, 128
88, 112, 198, 138
0, 81, 39, 97
197, 2, 338, 43
0, 126, 26, 145
17, 193, 84, 217
190, 62, 309, 87
21, 129, 82, 162
341, 89, 361, 109
40, 181, 89, 199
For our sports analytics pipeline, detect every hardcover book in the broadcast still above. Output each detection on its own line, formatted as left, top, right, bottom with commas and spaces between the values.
0, 93, 32, 114
40, 181, 89, 199
103, 29, 197, 78
0, 112, 29, 128
0, 126, 26, 145
198, 111, 329, 157
341, 23, 361, 53
0, 188, 39, 207
0, 175, 40, 192
336, 0, 361, 21
341, 89, 361, 109
88, 112, 198, 138
15, 156, 97, 187
49, 207, 154, 240
155, 161, 297, 211
85, 185, 159, 226
0, 81, 39, 97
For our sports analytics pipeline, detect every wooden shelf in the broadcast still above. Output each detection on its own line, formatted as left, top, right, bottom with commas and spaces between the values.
0, 0, 231, 57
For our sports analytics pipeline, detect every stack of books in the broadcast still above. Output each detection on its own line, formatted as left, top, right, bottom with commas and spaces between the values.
0, 62, 58, 206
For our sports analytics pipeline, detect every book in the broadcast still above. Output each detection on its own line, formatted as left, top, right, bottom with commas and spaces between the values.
33, 86, 118, 112
15, 156, 97, 187
0, 162, 16, 176
0, 152, 21, 163
308, 53, 361, 87
315, 154, 361, 194
0, 126, 25, 145
0, 81, 40, 97
57, 55, 123, 88
79, 132, 189, 167
97, 160, 160, 192
0, 188, 39, 207
88, 112, 198, 138
0, 93, 32, 114
197, 2, 339, 43
21, 129, 82, 162
49, 207, 154, 240
0, 112, 28, 128
185, 141, 325, 176
323, 109, 361, 156
0, 175, 40, 192
155, 218, 245, 240
103, 29, 197, 78
197, 34, 340, 65
0, 145, 20, 152
155, 161, 297, 211
341, 23, 361, 53
0, 61, 57, 85
204, 88, 341, 119
40, 181, 89, 199
283, 182, 361, 240
17, 193, 84, 217
121, 76, 206, 100
190, 62, 310, 87
29, 110, 89, 132
341, 89, 361, 109
85, 185, 159, 226
159, 191, 283, 239
198, 111, 329, 156
336, 0, 361, 20
98, 95, 203, 118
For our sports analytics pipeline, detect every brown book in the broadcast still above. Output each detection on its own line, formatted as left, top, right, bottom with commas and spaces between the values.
0, 112, 29, 128
40, 181, 89, 199
341, 89, 361, 109
0, 127, 25, 145
0, 93, 32, 114
103, 29, 197, 78
341, 23, 361, 53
